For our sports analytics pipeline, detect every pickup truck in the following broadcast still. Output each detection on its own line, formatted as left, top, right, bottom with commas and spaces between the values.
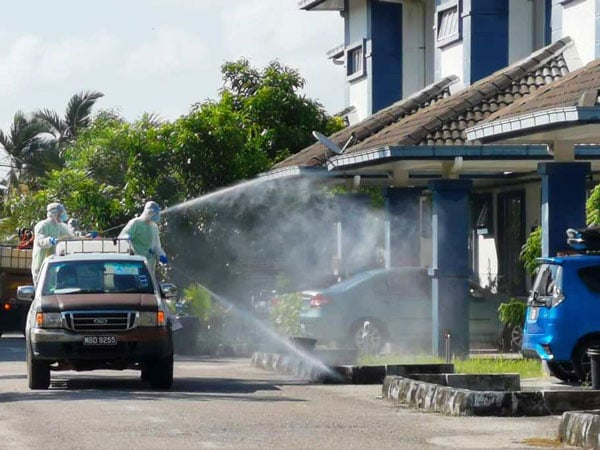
19, 239, 176, 390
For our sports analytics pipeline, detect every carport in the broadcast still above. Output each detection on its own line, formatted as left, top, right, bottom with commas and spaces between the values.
261, 42, 600, 358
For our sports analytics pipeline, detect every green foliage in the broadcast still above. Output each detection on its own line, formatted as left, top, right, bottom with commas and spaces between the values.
180, 283, 224, 321
520, 226, 542, 274
519, 184, 600, 275
587, 183, 600, 225
270, 292, 303, 337
498, 298, 527, 328
359, 354, 542, 378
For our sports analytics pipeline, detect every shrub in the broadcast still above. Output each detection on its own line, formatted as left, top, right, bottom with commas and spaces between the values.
520, 226, 541, 275
498, 298, 527, 328
269, 292, 303, 337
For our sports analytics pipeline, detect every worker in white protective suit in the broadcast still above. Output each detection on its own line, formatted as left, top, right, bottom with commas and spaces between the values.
32, 202, 74, 285
119, 201, 168, 277
119, 201, 180, 331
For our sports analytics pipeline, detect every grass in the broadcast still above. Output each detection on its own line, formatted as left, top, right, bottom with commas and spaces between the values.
359, 354, 544, 379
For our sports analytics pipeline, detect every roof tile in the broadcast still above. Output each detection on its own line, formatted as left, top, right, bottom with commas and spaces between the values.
272, 39, 575, 169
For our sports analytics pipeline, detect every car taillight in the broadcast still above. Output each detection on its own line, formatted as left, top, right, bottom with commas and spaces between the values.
310, 294, 331, 308
3, 303, 11, 311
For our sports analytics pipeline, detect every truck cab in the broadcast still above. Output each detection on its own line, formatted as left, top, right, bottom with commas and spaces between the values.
21, 239, 176, 390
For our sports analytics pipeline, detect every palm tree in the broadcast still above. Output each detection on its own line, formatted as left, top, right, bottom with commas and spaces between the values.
0, 111, 54, 189
34, 90, 104, 146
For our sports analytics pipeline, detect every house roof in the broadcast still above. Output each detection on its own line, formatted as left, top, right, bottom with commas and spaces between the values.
465, 58, 600, 142
271, 38, 577, 174
349, 38, 575, 152
273, 75, 460, 169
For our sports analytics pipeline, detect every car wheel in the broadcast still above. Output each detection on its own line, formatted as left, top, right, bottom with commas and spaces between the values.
350, 319, 387, 354
573, 339, 600, 382
500, 324, 523, 352
546, 361, 579, 382
27, 344, 50, 390
148, 353, 174, 389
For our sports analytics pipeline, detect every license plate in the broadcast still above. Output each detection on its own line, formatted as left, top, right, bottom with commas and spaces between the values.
83, 335, 117, 346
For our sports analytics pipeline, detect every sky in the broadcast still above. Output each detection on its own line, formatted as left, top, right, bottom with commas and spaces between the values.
0, 0, 345, 135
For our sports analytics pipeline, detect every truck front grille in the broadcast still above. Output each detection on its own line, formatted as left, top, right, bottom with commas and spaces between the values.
63, 311, 136, 331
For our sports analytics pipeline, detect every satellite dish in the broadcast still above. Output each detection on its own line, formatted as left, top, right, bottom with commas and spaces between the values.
312, 131, 344, 155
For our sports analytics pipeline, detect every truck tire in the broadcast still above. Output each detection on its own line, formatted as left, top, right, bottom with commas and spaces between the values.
148, 353, 173, 389
27, 345, 50, 390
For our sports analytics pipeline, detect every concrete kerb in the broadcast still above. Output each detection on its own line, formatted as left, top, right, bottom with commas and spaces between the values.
251, 351, 600, 421
559, 410, 600, 449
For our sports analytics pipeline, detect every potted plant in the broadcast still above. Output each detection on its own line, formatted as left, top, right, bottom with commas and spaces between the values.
175, 283, 226, 355
497, 297, 527, 352
269, 292, 316, 352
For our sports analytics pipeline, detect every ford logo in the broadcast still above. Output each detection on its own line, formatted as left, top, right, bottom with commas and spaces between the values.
93, 318, 108, 325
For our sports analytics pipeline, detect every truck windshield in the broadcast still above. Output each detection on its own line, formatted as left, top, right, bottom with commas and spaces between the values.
42, 260, 154, 295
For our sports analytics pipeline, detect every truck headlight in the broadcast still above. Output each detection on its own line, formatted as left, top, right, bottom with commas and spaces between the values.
35, 312, 62, 328
138, 311, 166, 327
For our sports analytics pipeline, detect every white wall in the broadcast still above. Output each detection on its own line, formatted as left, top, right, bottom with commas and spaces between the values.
347, 0, 369, 42
562, 0, 596, 64
439, 40, 464, 79
346, 0, 370, 120
403, 0, 426, 97
349, 77, 370, 121
509, 0, 534, 63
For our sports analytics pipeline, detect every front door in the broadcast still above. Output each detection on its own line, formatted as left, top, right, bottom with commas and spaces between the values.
497, 190, 526, 295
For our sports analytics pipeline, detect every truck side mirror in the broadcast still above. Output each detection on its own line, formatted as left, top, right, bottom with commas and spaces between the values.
17, 285, 35, 301
160, 283, 177, 299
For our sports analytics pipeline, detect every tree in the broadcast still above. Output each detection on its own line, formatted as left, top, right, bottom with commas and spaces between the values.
34, 90, 104, 147
0, 111, 57, 189
220, 59, 343, 162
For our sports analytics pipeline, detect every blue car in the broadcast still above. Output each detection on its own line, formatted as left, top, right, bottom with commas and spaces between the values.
522, 254, 600, 381
299, 267, 504, 353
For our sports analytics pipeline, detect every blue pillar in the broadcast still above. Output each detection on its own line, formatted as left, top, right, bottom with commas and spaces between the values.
538, 162, 590, 257
428, 179, 472, 357
385, 188, 423, 266
370, 1, 403, 112
463, 0, 508, 85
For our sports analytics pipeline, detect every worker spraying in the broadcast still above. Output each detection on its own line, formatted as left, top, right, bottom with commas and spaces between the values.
31, 202, 74, 285
119, 201, 168, 278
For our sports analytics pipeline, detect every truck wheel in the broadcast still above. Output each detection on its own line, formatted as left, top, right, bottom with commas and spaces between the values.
27, 345, 50, 390
148, 353, 173, 389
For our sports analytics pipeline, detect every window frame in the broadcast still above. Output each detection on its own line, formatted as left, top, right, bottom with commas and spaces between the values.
435, 0, 462, 48
345, 39, 367, 81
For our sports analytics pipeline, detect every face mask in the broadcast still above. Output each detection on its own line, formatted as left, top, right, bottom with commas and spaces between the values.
59, 212, 68, 222
151, 214, 160, 223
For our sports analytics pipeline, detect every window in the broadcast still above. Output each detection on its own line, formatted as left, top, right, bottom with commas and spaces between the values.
578, 266, 600, 294
345, 40, 366, 81
532, 264, 562, 298
43, 260, 154, 295
436, 1, 461, 48
471, 193, 493, 235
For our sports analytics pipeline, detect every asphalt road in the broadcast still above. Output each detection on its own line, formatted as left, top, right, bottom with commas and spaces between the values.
0, 334, 567, 449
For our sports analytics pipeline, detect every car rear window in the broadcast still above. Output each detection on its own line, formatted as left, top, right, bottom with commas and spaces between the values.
532, 264, 562, 297
42, 260, 154, 295
578, 265, 600, 293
